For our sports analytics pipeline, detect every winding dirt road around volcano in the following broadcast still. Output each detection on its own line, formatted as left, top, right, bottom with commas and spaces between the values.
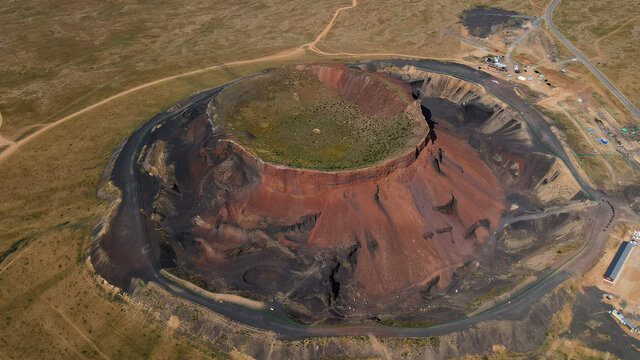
0, 0, 360, 165
95, 59, 619, 340
2, 0, 626, 341
0, 47, 307, 165
0, 0, 452, 166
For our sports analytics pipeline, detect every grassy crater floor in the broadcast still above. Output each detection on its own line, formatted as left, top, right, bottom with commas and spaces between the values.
215, 66, 425, 170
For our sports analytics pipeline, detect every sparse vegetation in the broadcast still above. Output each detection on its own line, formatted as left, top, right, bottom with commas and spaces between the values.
218, 66, 423, 170
555, 0, 640, 110
0, 0, 636, 358
0, 57, 324, 359
0, 0, 343, 139
322, 1, 538, 58
542, 108, 613, 188
465, 284, 512, 312
543, 109, 591, 153
607, 155, 640, 184
375, 317, 435, 327
575, 154, 613, 189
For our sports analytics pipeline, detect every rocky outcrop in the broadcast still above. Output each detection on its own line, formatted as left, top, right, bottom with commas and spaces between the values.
379, 64, 578, 204
385, 65, 530, 141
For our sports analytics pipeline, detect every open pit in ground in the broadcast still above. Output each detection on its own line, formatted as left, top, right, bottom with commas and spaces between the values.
93, 62, 586, 325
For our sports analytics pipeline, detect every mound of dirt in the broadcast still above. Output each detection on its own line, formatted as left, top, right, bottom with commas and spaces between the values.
116, 63, 581, 324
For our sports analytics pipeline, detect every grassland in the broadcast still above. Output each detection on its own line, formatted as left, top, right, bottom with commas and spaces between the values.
0, 41, 327, 358
606, 154, 639, 185
0, 0, 633, 357
554, 0, 640, 111
542, 109, 613, 189
542, 109, 592, 153
219, 67, 423, 170
0, 1, 488, 357
319, 0, 537, 58
0, 0, 343, 139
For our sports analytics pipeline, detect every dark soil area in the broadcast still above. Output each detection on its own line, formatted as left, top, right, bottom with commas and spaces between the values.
417, 94, 554, 206
569, 287, 640, 358
460, 6, 524, 38
136, 102, 497, 324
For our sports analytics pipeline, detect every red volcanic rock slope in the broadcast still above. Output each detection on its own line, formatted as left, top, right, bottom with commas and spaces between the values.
196, 129, 504, 299
147, 64, 509, 322
296, 63, 413, 116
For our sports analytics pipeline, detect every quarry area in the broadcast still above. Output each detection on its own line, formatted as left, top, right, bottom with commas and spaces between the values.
2, 1, 640, 359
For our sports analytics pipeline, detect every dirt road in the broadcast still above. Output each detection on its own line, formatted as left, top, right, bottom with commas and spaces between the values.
0, 0, 453, 165
307, 0, 357, 52
505, 17, 540, 71
593, 14, 640, 62
0, 47, 305, 165
1, 0, 622, 341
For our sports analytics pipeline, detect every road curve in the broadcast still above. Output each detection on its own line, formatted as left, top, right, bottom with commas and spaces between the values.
0, 0, 357, 166
95, 59, 612, 340
545, 0, 640, 121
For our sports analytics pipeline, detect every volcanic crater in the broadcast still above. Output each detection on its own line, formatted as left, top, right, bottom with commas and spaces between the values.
107, 62, 582, 324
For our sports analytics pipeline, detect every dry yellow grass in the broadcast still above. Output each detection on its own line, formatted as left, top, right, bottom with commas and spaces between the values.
0, 0, 343, 139
0, 53, 324, 358
0, 2, 395, 356
460, 285, 622, 359
554, 0, 640, 111
0, 0, 634, 357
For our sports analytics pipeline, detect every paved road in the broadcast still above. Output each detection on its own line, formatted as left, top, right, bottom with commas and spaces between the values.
546, 0, 640, 121
95, 59, 613, 339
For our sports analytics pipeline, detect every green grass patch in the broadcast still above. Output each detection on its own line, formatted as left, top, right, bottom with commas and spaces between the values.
217, 66, 425, 170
